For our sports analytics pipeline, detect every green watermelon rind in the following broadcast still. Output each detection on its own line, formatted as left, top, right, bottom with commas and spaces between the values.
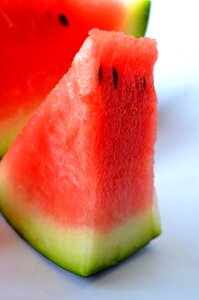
124, 0, 151, 38
0, 176, 161, 277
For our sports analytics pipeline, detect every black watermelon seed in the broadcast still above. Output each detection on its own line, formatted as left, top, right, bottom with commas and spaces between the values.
112, 67, 118, 88
140, 77, 146, 91
58, 14, 69, 26
98, 66, 103, 85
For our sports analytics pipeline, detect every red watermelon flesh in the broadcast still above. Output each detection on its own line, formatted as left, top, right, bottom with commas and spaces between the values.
0, 0, 151, 157
0, 29, 160, 276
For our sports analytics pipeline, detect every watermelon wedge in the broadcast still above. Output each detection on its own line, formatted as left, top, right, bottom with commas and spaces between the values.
0, 29, 160, 277
0, 0, 151, 157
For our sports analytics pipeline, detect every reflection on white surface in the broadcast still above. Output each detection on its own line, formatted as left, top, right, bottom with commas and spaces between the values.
1, 1, 199, 299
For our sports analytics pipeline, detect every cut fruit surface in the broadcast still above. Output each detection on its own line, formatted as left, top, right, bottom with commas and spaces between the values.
0, 0, 151, 157
0, 29, 160, 276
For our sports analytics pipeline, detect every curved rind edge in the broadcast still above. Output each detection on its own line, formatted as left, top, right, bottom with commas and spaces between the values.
124, 0, 151, 37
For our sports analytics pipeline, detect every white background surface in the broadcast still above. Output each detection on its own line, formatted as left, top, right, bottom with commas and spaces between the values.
1, 1, 199, 299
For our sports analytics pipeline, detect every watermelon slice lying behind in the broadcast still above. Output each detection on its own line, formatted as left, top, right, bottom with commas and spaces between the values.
0, 29, 160, 277
0, 0, 151, 157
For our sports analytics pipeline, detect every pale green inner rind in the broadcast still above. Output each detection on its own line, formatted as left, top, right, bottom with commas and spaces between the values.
0, 112, 33, 158
124, 0, 151, 37
0, 128, 18, 159
0, 177, 161, 277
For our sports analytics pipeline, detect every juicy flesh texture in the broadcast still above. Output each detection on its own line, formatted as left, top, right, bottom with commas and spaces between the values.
0, 0, 125, 120
0, 29, 157, 231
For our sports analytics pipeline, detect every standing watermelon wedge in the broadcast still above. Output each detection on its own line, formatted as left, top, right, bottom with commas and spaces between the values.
0, 0, 151, 157
0, 29, 160, 277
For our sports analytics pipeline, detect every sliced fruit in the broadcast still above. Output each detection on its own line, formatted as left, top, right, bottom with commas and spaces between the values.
0, 29, 160, 277
0, 0, 151, 157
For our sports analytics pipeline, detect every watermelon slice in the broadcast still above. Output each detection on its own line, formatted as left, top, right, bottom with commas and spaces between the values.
0, 29, 160, 277
0, 0, 151, 157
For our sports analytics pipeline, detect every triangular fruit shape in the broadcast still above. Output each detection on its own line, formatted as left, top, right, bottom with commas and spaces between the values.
0, 29, 161, 277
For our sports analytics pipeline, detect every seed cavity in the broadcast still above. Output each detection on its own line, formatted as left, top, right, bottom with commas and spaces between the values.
58, 14, 69, 26
98, 66, 103, 85
131, 106, 138, 117
112, 67, 118, 88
